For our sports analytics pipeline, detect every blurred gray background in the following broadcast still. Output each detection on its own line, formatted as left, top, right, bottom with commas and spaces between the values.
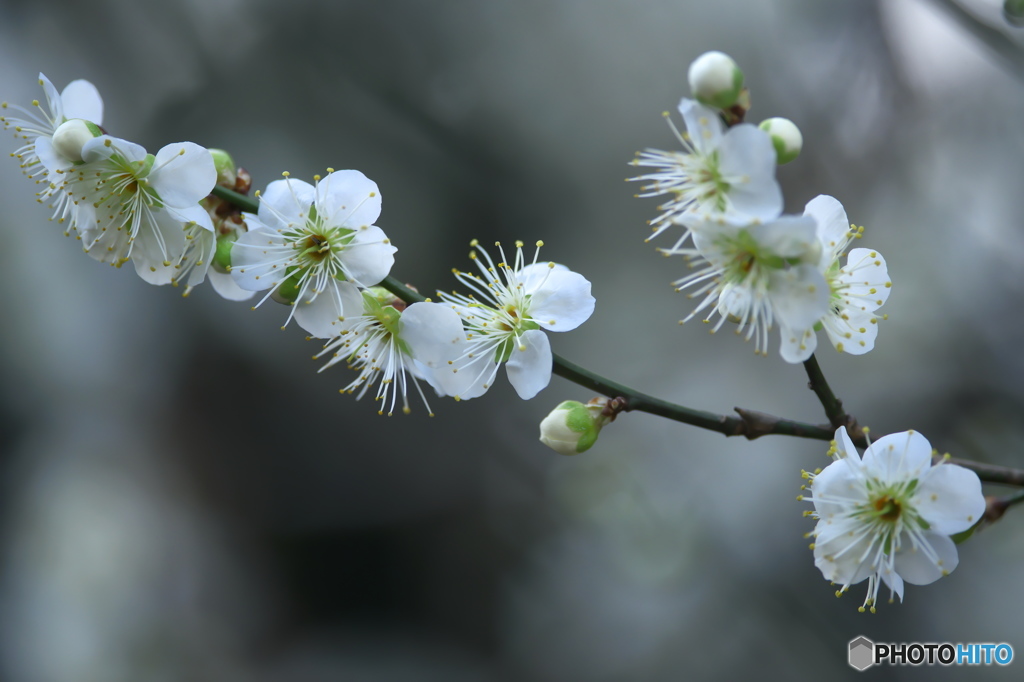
1, 0, 1023, 680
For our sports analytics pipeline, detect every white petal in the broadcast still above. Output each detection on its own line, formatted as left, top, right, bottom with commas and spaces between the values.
838, 248, 891, 311
768, 265, 830, 331
810, 456, 861, 520
435, 352, 495, 400
131, 211, 188, 285
913, 464, 986, 535
894, 532, 958, 585
229, 229, 290, 291
527, 269, 595, 332
315, 169, 382, 229
208, 269, 256, 301
82, 135, 146, 164
804, 195, 850, 266
862, 430, 933, 483
716, 280, 751, 319
35, 136, 72, 175
258, 177, 316, 231
717, 125, 783, 223
38, 73, 62, 124
813, 519, 878, 586
777, 321, 817, 363
294, 281, 363, 339
339, 225, 396, 286
400, 302, 467, 369
834, 426, 860, 460
151, 142, 217, 208
165, 203, 215, 232
879, 569, 905, 603
60, 79, 103, 124
517, 261, 569, 294
505, 329, 552, 400
678, 98, 723, 154
822, 306, 878, 355
755, 216, 819, 260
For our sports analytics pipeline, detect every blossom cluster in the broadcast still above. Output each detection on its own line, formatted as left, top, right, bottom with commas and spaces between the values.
4, 74, 596, 415
5, 63, 992, 614
630, 53, 892, 362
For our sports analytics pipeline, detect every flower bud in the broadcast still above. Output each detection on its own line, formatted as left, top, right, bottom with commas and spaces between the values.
208, 148, 237, 187
539, 400, 607, 455
758, 117, 803, 165
687, 51, 744, 110
51, 119, 100, 163
364, 286, 405, 310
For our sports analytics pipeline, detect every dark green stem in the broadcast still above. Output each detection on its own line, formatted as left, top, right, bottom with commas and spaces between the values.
211, 185, 258, 213
802, 354, 852, 431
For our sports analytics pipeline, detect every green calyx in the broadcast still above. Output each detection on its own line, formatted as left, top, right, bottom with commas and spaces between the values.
271, 269, 303, 304
769, 134, 798, 165
548, 401, 603, 454
696, 67, 745, 110
213, 234, 236, 272
362, 291, 412, 356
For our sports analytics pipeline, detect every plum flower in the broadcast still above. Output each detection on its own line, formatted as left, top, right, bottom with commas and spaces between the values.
230, 170, 396, 337
803, 195, 891, 355
316, 291, 467, 416
801, 427, 985, 612
629, 98, 782, 251
74, 136, 216, 283
2, 73, 103, 226
670, 215, 829, 362
435, 240, 595, 400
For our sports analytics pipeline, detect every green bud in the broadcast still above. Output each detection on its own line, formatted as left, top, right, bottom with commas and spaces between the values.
271, 270, 302, 304
208, 148, 237, 187
539, 399, 610, 455
759, 117, 803, 165
688, 51, 745, 110
213, 233, 236, 273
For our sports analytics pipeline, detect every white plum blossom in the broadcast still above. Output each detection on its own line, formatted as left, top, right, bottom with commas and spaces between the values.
804, 195, 891, 355
316, 292, 467, 416
2, 73, 103, 226
671, 216, 829, 362
629, 98, 782, 251
801, 427, 985, 612
230, 170, 396, 337
435, 240, 595, 400
73, 136, 216, 285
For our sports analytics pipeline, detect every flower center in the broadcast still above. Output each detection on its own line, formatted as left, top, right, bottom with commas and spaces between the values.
301, 233, 331, 262
872, 495, 902, 522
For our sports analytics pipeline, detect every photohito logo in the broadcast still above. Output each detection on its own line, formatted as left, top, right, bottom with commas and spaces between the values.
848, 636, 1014, 670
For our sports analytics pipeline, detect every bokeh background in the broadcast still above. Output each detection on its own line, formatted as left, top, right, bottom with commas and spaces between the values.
1, 0, 1023, 679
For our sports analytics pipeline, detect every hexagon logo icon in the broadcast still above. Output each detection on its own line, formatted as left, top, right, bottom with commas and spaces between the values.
849, 636, 875, 671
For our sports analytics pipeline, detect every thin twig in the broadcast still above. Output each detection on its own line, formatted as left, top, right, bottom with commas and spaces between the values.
802, 354, 855, 432
210, 188, 1024, 486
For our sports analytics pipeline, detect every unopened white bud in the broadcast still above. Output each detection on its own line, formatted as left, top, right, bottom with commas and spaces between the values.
52, 119, 99, 163
687, 51, 744, 109
539, 399, 608, 455
759, 117, 803, 165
